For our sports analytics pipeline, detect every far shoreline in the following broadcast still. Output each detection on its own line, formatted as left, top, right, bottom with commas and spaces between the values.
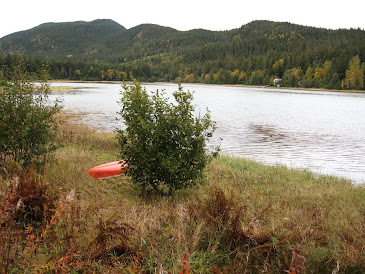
49, 79, 365, 94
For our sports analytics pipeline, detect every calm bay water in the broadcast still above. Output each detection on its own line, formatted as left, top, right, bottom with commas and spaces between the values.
50, 82, 365, 184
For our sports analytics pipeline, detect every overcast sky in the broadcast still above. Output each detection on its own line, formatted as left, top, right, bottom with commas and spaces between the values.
1, 0, 364, 38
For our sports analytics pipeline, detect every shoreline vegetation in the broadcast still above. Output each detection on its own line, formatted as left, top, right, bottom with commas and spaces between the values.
49, 85, 78, 93
49, 85, 93, 93
49, 80, 365, 94
1, 118, 364, 272
1, 20, 365, 92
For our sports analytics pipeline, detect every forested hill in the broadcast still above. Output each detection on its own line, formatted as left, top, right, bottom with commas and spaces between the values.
0, 19, 127, 59
1, 19, 364, 90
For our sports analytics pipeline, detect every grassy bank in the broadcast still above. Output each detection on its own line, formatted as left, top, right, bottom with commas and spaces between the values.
49, 86, 77, 93
49, 85, 94, 93
49, 80, 365, 94
1, 119, 364, 273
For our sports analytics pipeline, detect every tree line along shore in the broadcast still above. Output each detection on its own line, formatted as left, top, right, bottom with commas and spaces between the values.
1, 20, 364, 91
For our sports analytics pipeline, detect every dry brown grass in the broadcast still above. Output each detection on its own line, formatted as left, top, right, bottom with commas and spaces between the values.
1, 120, 364, 273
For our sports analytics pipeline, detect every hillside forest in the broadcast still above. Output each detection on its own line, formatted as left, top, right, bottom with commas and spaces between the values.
0, 20, 364, 90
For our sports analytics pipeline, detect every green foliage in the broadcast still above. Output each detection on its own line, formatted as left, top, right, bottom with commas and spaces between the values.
116, 79, 219, 194
342, 55, 364, 89
0, 56, 61, 169
1, 20, 365, 89
2, 120, 365, 272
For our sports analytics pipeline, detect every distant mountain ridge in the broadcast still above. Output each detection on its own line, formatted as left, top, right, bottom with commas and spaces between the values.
0, 19, 128, 59
0, 19, 364, 90
2, 18, 363, 63
1, 19, 126, 39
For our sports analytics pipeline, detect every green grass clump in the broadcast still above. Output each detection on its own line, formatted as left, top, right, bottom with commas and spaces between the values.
1, 119, 364, 273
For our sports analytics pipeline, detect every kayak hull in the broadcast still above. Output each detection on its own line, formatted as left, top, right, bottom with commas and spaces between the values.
88, 161, 127, 179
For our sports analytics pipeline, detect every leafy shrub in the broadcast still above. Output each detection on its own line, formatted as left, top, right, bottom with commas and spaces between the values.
116, 79, 219, 194
0, 56, 61, 170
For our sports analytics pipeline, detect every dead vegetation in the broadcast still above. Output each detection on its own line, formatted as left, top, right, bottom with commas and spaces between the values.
1, 119, 364, 273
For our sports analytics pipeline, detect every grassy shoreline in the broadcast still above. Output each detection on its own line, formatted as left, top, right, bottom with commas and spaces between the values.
49, 79, 365, 94
49, 85, 94, 93
49, 85, 78, 93
1, 119, 364, 272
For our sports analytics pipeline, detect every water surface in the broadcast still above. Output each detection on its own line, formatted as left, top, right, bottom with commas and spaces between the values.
50, 82, 365, 184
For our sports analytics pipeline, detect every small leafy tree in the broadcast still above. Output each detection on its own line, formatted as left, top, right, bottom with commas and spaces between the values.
342, 55, 364, 90
0, 56, 61, 170
116, 79, 219, 194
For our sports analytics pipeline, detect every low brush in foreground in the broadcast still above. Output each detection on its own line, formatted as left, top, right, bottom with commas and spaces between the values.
0, 120, 364, 273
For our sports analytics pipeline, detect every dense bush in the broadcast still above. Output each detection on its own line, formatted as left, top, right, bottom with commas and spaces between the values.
116, 79, 219, 194
0, 57, 61, 170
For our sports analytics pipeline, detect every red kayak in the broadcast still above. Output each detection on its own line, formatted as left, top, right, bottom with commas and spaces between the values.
88, 161, 128, 179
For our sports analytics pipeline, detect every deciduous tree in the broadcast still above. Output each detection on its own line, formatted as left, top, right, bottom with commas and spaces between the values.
0, 57, 61, 169
116, 79, 219, 194
342, 55, 364, 89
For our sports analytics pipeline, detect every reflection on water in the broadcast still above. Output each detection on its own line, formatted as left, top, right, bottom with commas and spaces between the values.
50, 82, 365, 184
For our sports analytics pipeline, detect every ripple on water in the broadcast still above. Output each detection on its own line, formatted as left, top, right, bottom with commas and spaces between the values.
51, 82, 365, 184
